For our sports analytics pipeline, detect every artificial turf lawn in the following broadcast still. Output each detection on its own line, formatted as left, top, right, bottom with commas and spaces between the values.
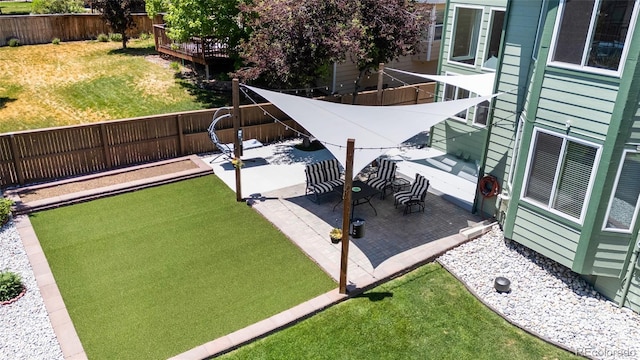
221, 263, 581, 360
29, 175, 335, 359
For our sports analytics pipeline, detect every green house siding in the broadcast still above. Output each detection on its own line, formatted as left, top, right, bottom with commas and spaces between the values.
443, 0, 640, 314
536, 75, 617, 139
628, 273, 640, 311
430, 120, 486, 162
512, 206, 580, 268
593, 269, 640, 312
431, 1, 507, 161
630, 105, 640, 144
590, 235, 632, 277
593, 275, 624, 304
479, 0, 542, 217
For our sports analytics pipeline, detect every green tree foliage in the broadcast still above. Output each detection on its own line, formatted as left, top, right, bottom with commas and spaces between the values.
237, 0, 428, 90
31, 0, 84, 14
148, 0, 246, 63
93, 0, 144, 48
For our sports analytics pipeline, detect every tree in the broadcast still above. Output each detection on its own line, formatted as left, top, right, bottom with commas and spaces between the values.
147, 0, 246, 63
237, 0, 359, 88
237, 0, 428, 91
351, 0, 426, 96
94, 0, 144, 48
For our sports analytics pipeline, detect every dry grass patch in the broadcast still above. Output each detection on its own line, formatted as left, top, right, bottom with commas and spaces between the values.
0, 39, 215, 133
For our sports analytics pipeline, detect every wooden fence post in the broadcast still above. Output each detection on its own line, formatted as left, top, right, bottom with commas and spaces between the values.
177, 114, 185, 155
100, 124, 112, 169
8, 134, 25, 185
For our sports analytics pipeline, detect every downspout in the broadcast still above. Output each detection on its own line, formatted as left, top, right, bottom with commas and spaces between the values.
619, 234, 640, 308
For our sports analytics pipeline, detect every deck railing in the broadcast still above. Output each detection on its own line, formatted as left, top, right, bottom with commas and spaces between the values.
153, 24, 230, 63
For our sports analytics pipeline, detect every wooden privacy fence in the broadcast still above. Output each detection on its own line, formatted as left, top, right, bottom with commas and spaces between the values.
0, 83, 435, 188
0, 13, 162, 46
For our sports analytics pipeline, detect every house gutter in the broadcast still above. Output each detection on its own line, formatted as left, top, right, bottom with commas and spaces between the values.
619, 234, 640, 308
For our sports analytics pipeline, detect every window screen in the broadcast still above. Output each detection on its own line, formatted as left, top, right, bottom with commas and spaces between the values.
605, 152, 640, 230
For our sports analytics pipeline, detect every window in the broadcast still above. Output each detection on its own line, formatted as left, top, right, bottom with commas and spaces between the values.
483, 9, 505, 70
443, 79, 470, 120
550, 0, 638, 74
473, 100, 490, 126
449, 7, 482, 66
532, 0, 548, 61
523, 130, 599, 222
604, 151, 640, 232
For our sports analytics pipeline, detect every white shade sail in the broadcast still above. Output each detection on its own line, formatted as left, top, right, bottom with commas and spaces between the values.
245, 85, 498, 177
386, 68, 496, 96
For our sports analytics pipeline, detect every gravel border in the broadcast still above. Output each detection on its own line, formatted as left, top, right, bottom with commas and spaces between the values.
437, 225, 640, 360
0, 218, 64, 360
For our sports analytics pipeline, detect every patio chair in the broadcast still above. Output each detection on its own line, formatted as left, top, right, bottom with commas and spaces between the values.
394, 173, 430, 215
305, 159, 345, 202
208, 108, 264, 163
366, 158, 397, 199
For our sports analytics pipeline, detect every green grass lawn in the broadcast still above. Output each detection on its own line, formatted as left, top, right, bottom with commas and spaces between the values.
29, 175, 336, 359
220, 263, 581, 360
0, 1, 32, 15
0, 38, 226, 133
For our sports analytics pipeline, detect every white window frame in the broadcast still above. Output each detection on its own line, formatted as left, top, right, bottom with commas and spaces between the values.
547, 0, 639, 77
441, 72, 470, 122
602, 149, 640, 233
481, 7, 506, 71
448, 5, 484, 68
507, 115, 525, 189
472, 98, 490, 127
520, 128, 601, 224
532, 0, 548, 61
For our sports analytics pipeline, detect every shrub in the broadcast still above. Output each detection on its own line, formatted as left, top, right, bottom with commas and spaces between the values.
0, 198, 13, 225
8, 38, 20, 47
109, 33, 123, 42
138, 32, 151, 41
97, 33, 109, 42
52, 38, 61, 45
0, 271, 24, 303
169, 61, 181, 71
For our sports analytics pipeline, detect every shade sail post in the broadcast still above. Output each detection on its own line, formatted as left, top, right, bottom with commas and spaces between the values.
339, 139, 355, 294
233, 78, 242, 202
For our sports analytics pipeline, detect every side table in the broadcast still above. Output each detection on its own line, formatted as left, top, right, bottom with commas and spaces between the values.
392, 178, 410, 193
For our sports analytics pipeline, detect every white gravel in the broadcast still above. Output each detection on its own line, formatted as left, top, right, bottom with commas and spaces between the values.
0, 218, 64, 360
438, 225, 640, 360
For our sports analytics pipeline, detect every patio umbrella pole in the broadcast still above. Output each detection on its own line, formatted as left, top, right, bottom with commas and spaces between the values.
339, 139, 355, 294
232, 78, 242, 202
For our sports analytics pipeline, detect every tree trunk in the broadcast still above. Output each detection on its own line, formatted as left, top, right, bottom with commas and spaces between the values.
121, 33, 127, 49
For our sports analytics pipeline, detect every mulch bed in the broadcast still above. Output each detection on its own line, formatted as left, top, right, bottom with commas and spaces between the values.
17, 160, 197, 203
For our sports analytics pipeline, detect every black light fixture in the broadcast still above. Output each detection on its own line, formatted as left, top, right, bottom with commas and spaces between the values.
494, 277, 511, 293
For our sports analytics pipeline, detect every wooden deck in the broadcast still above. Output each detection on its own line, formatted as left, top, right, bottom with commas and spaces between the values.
153, 24, 232, 68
